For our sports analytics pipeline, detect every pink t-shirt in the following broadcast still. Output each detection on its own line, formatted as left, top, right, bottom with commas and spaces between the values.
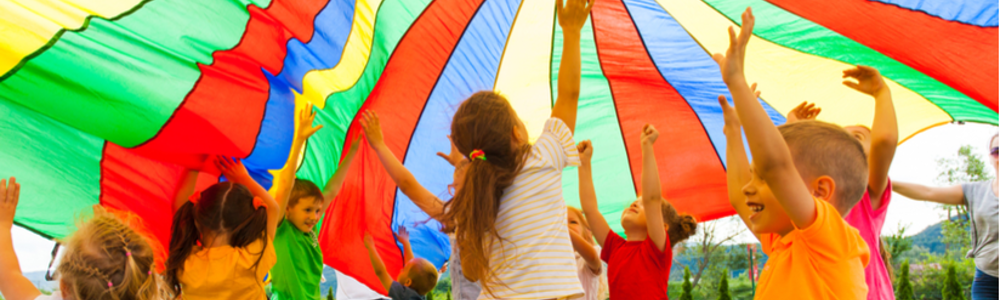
844, 179, 895, 300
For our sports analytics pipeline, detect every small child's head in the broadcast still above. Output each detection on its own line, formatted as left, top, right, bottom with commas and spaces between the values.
165, 181, 269, 294
396, 257, 439, 296
567, 206, 593, 244
286, 179, 324, 233
57, 212, 159, 300
442, 91, 531, 286
843, 125, 872, 156
742, 121, 868, 235
619, 196, 698, 246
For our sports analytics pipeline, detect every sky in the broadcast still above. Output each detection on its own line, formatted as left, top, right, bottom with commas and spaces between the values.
9, 123, 998, 272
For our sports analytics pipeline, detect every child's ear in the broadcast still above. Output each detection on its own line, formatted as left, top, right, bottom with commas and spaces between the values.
811, 175, 836, 202
402, 277, 413, 287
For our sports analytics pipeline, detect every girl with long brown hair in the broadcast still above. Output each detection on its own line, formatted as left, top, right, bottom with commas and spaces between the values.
440, 0, 594, 298
163, 157, 280, 300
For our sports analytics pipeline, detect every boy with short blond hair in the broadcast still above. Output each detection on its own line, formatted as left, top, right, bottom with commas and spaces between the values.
715, 8, 870, 299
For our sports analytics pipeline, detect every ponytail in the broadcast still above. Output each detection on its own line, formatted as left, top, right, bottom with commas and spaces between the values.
165, 201, 199, 296
660, 199, 697, 246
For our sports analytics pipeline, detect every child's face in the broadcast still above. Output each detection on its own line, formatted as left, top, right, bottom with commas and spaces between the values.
743, 165, 795, 236
620, 198, 648, 232
844, 126, 871, 156
567, 210, 584, 236
285, 197, 323, 233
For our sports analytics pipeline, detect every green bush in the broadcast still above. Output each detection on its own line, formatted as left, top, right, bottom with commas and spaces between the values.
896, 259, 914, 300
680, 267, 693, 300
717, 269, 731, 300
942, 263, 966, 300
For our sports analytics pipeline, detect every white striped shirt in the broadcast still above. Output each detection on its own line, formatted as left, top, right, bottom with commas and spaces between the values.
480, 118, 584, 300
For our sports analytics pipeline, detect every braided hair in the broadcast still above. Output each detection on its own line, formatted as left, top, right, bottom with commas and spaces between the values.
57, 211, 160, 300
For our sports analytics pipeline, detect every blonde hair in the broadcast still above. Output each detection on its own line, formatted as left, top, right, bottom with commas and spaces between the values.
567, 206, 594, 244
57, 210, 161, 300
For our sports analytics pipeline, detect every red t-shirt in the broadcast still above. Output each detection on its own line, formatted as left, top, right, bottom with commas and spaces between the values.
601, 231, 672, 300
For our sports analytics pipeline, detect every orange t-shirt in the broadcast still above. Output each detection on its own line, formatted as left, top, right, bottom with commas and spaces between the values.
755, 197, 870, 300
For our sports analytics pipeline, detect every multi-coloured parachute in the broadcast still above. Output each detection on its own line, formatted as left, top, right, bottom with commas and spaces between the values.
2, 0, 996, 294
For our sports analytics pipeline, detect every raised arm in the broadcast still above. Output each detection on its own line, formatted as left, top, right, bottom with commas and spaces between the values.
569, 230, 601, 274
639, 125, 667, 251
217, 156, 281, 238
322, 137, 360, 213
0, 178, 42, 300
550, 0, 594, 133
395, 226, 415, 263
714, 8, 816, 229
361, 111, 445, 220
173, 169, 200, 212
274, 104, 325, 216
891, 181, 965, 205
719, 95, 760, 242
577, 141, 612, 246
363, 232, 394, 292
844, 66, 898, 205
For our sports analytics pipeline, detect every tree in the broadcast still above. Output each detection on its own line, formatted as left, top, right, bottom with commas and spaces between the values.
680, 266, 694, 300
883, 225, 913, 267
934, 145, 990, 257
896, 259, 914, 300
717, 269, 731, 300
941, 263, 966, 300
326, 287, 335, 300
683, 217, 744, 287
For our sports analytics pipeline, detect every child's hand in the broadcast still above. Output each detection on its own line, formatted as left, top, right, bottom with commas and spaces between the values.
577, 140, 593, 166
395, 225, 410, 243
215, 156, 252, 183
360, 110, 384, 147
785, 101, 821, 123
640, 124, 659, 145
436, 136, 467, 167
713, 8, 754, 84
363, 232, 374, 249
557, 0, 595, 33
345, 135, 362, 157
297, 103, 324, 141
718, 96, 740, 136
842, 65, 887, 97
0, 177, 20, 228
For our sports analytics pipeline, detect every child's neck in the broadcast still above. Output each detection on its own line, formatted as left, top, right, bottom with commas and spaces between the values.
202, 232, 232, 248
623, 227, 648, 242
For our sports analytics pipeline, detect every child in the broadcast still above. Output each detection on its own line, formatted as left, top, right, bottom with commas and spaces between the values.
567, 206, 607, 300
716, 8, 871, 299
164, 156, 280, 300
785, 65, 900, 300
270, 105, 359, 300
438, 0, 593, 298
576, 129, 698, 300
0, 177, 161, 300
362, 227, 439, 300
358, 110, 481, 299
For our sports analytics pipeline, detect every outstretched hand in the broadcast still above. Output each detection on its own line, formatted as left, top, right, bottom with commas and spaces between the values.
0, 177, 20, 228
360, 110, 384, 147
215, 156, 252, 183
719, 96, 740, 136
842, 65, 887, 96
436, 136, 467, 167
641, 124, 659, 145
557, 0, 595, 33
713, 8, 755, 83
363, 232, 374, 249
297, 103, 323, 140
577, 140, 593, 166
395, 226, 410, 243
786, 101, 821, 123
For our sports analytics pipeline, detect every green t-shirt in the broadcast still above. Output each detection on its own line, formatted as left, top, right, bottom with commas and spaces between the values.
271, 219, 324, 300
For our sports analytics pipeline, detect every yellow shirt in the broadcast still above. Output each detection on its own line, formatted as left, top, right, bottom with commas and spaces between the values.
179, 237, 276, 300
755, 197, 870, 300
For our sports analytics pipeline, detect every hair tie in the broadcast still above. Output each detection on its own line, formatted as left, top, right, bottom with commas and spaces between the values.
108, 281, 113, 288
252, 197, 266, 209
188, 192, 201, 204
469, 149, 486, 161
